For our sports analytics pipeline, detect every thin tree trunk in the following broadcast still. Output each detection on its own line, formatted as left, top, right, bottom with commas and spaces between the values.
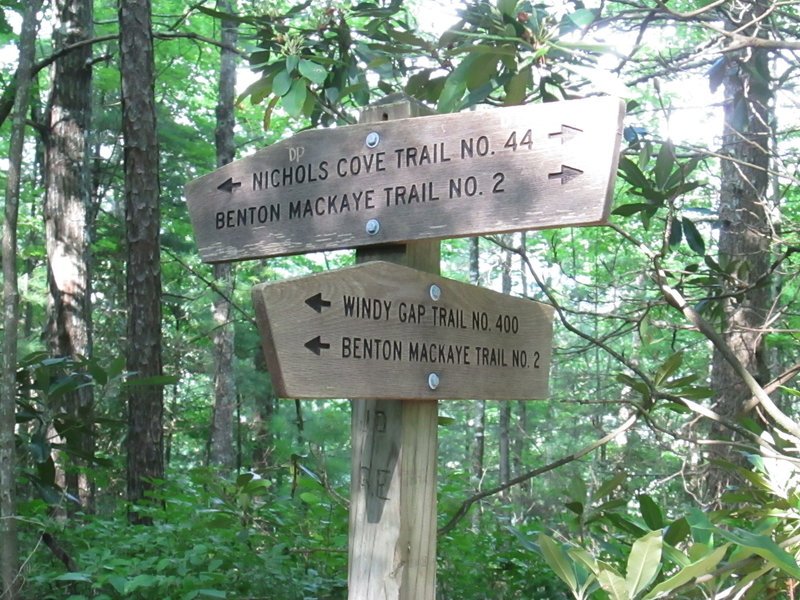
250, 349, 276, 471
45, 0, 95, 512
468, 237, 486, 529
707, 0, 774, 504
513, 400, 527, 517
498, 242, 513, 500
119, 0, 163, 524
208, 0, 238, 472
2, 3, 43, 596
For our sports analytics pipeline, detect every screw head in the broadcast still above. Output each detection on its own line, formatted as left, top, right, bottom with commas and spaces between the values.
429, 284, 441, 302
365, 132, 380, 148
428, 372, 440, 391
365, 219, 380, 236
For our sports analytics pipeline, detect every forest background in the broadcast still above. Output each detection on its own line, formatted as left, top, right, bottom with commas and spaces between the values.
1, 0, 800, 598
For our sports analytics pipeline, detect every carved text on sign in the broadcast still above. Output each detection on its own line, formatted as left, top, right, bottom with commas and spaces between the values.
187, 97, 625, 261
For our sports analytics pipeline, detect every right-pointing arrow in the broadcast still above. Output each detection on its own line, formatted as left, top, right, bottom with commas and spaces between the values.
548, 165, 584, 185
304, 336, 331, 356
548, 124, 583, 143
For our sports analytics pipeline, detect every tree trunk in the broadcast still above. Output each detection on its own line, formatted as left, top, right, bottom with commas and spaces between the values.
119, 0, 164, 524
44, 0, 95, 512
498, 242, 513, 500
468, 237, 486, 528
707, 0, 774, 503
208, 0, 239, 473
2, 2, 43, 595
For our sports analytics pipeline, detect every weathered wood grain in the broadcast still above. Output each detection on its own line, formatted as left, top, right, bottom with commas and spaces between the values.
186, 97, 625, 262
251, 261, 554, 401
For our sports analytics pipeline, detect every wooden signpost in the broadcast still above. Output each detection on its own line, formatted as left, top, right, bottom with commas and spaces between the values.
185, 95, 625, 600
185, 96, 625, 262
252, 261, 554, 400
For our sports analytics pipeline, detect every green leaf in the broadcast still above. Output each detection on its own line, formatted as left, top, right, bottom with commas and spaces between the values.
664, 157, 700, 190
565, 501, 584, 515
107, 354, 126, 380
198, 590, 227, 599
654, 142, 675, 190
597, 563, 628, 600
299, 59, 327, 86
668, 219, 682, 247
85, 359, 108, 386
569, 8, 597, 27
568, 546, 599, 575
780, 385, 800, 398
272, 69, 292, 97
616, 373, 651, 401
642, 544, 728, 600
682, 218, 705, 255
664, 517, 690, 546
626, 530, 662, 598
654, 352, 683, 386
107, 575, 127, 594
638, 495, 664, 530
54, 572, 92, 583
612, 203, 649, 217
498, 0, 517, 18
299, 491, 321, 505
438, 75, 466, 113
240, 76, 272, 106
386, 26, 431, 49
618, 157, 650, 189
506, 525, 538, 552
466, 52, 499, 91
504, 66, 531, 105
663, 374, 700, 389
713, 527, 800, 578
538, 533, 577, 591
126, 574, 158, 592
595, 472, 626, 499
283, 79, 308, 117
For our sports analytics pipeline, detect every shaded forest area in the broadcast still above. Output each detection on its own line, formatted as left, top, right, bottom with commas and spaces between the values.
1, 0, 800, 598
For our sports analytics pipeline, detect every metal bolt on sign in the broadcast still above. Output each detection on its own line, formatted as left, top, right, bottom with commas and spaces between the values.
428, 373, 440, 391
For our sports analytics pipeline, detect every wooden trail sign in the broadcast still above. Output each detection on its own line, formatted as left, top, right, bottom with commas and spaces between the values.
251, 261, 554, 401
186, 96, 625, 262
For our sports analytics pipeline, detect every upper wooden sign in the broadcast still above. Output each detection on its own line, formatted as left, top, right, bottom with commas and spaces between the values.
186, 97, 625, 262
251, 261, 554, 400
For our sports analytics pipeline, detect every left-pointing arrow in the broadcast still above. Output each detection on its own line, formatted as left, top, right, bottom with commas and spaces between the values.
305, 292, 332, 313
217, 177, 242, 193
304, 336, 331, 356
548, 165, 583, 185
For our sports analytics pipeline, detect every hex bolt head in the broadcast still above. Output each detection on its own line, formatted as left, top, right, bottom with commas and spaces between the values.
428, 372, 440, 391
429, 284, 441, 302
365, 219, 381, 236
365, 132, 380, 148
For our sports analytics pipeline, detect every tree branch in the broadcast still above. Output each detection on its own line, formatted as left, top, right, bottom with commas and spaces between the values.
437, 413, 639, 537
608, 223, 800, 441
1, 31, 247, 130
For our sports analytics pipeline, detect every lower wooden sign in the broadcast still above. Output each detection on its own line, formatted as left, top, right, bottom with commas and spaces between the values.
252, 261, 554, 400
